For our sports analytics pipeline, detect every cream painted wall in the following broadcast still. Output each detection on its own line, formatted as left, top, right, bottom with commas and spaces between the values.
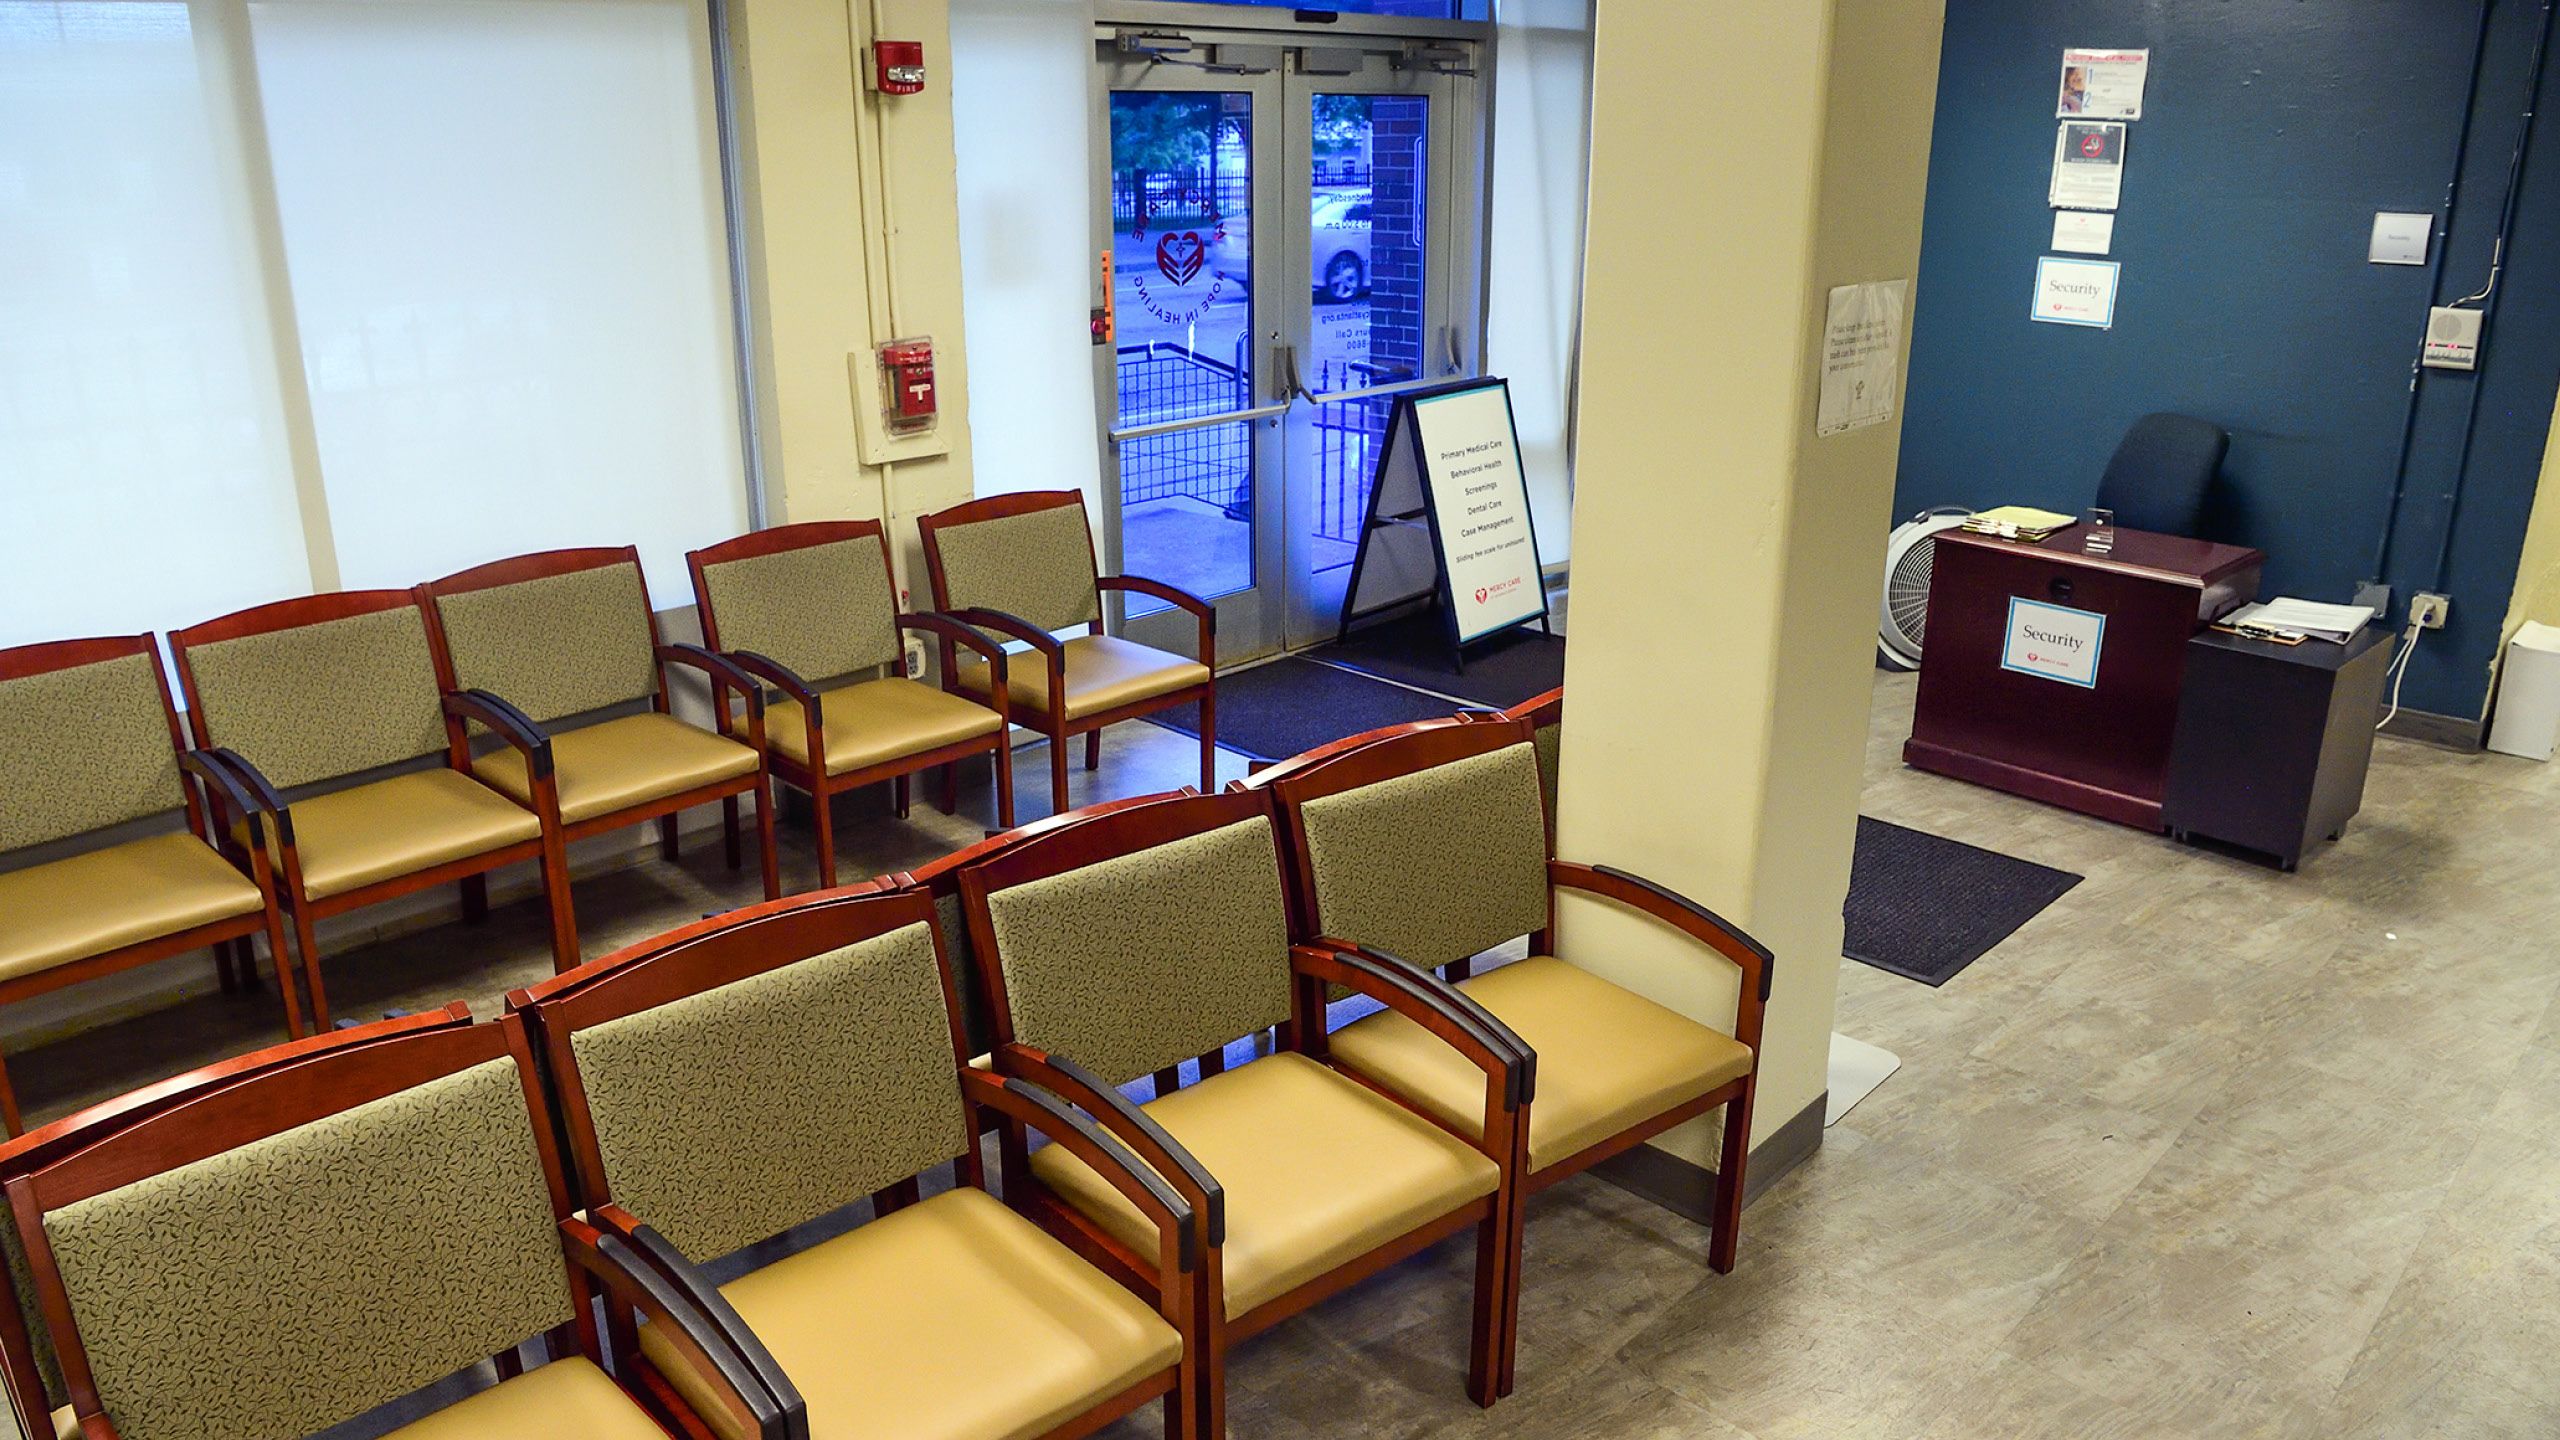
724, 0, 975, 598
1556, 0, 1944, 1161
2503, 393, 2560, 641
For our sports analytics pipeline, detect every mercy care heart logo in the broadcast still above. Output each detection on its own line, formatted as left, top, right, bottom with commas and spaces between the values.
1154, 231, 1205, 286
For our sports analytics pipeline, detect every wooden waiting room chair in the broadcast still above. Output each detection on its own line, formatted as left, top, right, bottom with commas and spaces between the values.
1248, 716, 1763, 1378
0, 1003, 479, 1440
418, 546, 779, 917
889, 788, 1194, 1061
510, 885, 1206, 1439
169, 591, 574, 1025
917, 491, 1216, 814
1497, 686, 1564, 840
955, 789, 1528, 1431
689, 520, 1016, 888
1245, 716, 1771, 1397
1, 1010, 793, 1440
0, 634, 302, 1135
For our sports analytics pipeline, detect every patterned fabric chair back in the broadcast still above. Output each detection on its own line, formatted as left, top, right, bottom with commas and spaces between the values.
541, 893, 972, 1266
21, 1032, 573, 1440
695, 528, 901, 687
970, 798, 1294, 1089
925, 497, 1102, 632
1294, 741, 1550, 971
0, 643, 182, 854
426, 555, 660, 725
176, 599, 449, 792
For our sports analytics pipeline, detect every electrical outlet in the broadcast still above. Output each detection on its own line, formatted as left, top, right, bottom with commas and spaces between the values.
2411, 592, 2451, 630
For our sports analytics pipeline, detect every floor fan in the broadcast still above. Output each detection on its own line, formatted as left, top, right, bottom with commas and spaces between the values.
1878, 507, 1973, 671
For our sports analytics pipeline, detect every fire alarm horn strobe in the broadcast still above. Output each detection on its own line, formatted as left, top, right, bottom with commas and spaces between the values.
874, 40, 926, 94
2422, 306, 2482, 371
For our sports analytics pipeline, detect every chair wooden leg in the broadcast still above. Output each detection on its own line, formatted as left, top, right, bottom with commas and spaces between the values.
894, 774, 910, 820
1085, 728, 1101, 771
1198, 685, 1217, 793
1194, 1269, 1228, 1440
0, 1057, 22, 1139
939, 760, 958, 815
1466, 1207, 1510, 1408
1710, 1084, 1754, 1275
261, 906, 304, 1041
657, 813, 680, 862
813, 781, 840, 890
1048, 729, 1070, 816
214, 939, 240, 994
459, 874, 489, 924
540, 845, 581, 975
753, 781, 781, 900
291, 906, 331, 1032
722, 795, 742, 871
992, 741, 1016, 829
1499, 1135, 1529, 1397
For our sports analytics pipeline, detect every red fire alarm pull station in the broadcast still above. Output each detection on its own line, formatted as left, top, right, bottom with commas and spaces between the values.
873, 40, 926, 95
879, 337, 936, 433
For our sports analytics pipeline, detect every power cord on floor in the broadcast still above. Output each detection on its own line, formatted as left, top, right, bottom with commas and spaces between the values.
2377, 620, 2425, 733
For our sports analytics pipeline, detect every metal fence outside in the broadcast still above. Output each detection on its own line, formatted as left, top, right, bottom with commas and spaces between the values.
1114, 345, 1389, 547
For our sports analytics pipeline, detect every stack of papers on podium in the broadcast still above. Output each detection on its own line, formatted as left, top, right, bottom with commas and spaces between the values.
1962, 506, 2077, 541
2225, 599, 2374, 643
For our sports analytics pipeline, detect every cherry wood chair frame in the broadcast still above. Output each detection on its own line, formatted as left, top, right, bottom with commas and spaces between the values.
952, 788, 1530, 1432
0, 635, 305, 1134
171, 590, 576, 1027
510, 885, 1207, 1440
0, 1004, 478, 1438
1248, 715, 1773, 1399
418, 545, 782, 911
915, 491, 1217, 814
687, 520, 1017, 890
2, 1011, 795, 1440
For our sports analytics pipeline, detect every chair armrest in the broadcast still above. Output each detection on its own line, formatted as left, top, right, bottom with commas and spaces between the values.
897, 611, 1007, 676
659, 644, 766, 719
1099, 573, 1213, 621
725, 651, 819, 706
958, 1069, 1202, 1275
582, 1209, 805, 1439
993, 1043, 1224, 1248
1548, 860, 1774, 1003
442, 690, 554, 780
1291, 944, 1534, 1112
178, 749, 278, 848
950, 608, 1067, 660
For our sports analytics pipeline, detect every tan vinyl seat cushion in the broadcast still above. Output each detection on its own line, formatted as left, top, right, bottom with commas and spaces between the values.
1328, 956, 1755, 1173
749, 677, 1004, 777
246, 769, 541, 900
476, 711, 757, 825
1033, 1052, 1499, 1319
954, 635, 1207, 723
640, 1186, 1178, 1440
0, 832, 263, 983
378, 1356, 667, 1440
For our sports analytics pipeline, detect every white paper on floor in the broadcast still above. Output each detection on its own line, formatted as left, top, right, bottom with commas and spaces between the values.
1826, 1032, 1901, 1126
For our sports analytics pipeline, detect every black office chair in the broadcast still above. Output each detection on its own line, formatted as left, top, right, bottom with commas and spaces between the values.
2094, 413, 2228, 538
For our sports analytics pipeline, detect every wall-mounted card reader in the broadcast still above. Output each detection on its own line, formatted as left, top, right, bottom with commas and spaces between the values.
2422, 306, 2482, 371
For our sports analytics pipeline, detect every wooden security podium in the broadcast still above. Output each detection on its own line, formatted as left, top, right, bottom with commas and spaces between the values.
1904, 525, 2263, 830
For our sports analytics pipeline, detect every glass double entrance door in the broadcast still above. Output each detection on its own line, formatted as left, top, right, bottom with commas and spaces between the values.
1094, 18, 1486, 662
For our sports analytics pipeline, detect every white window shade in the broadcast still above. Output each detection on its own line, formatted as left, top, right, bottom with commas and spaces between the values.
246, 0, 747, 604
0, 1, 313, 648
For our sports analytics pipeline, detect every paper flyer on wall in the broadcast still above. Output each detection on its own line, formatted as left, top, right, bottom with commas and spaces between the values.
2057, 48, 2149, 120
2050, 121, 2126, 211
1816, 280, 1909, 438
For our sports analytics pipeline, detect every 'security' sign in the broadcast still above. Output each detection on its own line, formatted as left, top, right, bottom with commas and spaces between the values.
2001, 597, 2106, 688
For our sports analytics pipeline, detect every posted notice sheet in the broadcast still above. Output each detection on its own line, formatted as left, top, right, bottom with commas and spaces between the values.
2057, 48, 2149, 120
2050, 121, 2128, 211
2033, 256, 2121, 328
1817, 280, 1909, 438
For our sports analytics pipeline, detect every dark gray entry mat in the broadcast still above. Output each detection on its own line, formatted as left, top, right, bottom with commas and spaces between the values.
1843, 817, 2082, 985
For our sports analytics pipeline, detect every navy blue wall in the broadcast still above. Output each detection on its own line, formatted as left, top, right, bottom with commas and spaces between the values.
1898, 0, 2560, 719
